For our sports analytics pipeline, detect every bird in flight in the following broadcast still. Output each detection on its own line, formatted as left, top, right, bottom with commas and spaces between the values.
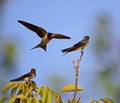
10, 68, 36, 82
18, 20, 71, 51
61, 36, 89, 54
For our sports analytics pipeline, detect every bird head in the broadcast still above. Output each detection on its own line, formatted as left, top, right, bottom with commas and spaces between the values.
83, 36, 89, 41
31, 68, 36, 76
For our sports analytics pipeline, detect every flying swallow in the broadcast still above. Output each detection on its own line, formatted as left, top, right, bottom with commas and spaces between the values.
18, 20, 71, 51
61, 36, 89, 54
10, 68, 36, 82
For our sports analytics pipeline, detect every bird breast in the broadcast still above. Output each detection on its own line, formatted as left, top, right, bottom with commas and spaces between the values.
40, 34, 51, 46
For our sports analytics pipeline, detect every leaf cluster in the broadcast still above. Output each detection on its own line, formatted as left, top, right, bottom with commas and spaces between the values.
0, 81, 114, 103
0, 81, 62, 103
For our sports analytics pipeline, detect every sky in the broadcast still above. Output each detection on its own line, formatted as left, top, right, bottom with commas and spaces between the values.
1, 0, 120, 102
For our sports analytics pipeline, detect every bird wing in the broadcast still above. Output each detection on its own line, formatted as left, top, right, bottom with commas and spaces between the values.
10, 72, 31, 81
73, 40, 85, 47
50, 33, 71, 39
18, 20, 47, 38
61, 46, 76, 53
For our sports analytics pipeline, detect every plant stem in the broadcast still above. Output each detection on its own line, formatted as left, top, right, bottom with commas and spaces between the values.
72, 50, 84, 103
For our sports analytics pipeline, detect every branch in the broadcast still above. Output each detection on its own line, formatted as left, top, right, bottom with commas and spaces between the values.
72, 49, 84, 103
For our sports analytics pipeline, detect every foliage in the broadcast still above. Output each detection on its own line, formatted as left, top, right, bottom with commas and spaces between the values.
1, 81, 113, 103
0, 51, 114, 103
1, 81, 62, 103
61, 84, 84, 93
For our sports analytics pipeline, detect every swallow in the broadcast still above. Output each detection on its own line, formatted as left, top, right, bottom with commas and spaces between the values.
61, 36, 89, 54
10, 68, 36, 82
18, 20, 71, 51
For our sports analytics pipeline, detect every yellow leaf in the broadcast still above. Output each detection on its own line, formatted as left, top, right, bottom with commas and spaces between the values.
61, 84, 84, 93
90, 100, 101, 103
0, 97, 9, 103
33, 96, 39, 103
51, 90, 62, 103
31, 81, 37, 90
11, 87, 17, 97
36, 86, 43, 96
68, 99, 82, 103
100, 98, 114, 103
41, 87, 48, 103
27, 98, 33, 103
21, 83, 25, 94
9, 95, 27, 103
46, 90, 52, 103
1, 82, 17, 94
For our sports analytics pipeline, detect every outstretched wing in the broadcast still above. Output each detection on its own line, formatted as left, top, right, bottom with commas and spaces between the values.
50, 33, 71, 39
18, 20, 47, 38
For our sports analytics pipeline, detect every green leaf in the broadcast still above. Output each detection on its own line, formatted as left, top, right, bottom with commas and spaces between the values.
0, 97, 9, 103
1, 82, 17, 94
100, 98, 114, 103
61, 84, 84, 93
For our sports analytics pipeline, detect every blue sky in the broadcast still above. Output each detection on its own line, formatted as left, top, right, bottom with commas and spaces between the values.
2, 0, 120, 102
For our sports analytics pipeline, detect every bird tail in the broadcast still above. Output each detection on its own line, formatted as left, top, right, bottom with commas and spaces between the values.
10, 77, 22, 82
61, 47, 74, 54
61, 48, 69, 53
61, 46, 77, 55
31, 44, 46, 52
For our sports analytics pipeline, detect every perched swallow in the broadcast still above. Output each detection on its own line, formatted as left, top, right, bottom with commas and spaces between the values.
10, 68, 36, 82
18, 20, 71, 51
61, 36, 89, 54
